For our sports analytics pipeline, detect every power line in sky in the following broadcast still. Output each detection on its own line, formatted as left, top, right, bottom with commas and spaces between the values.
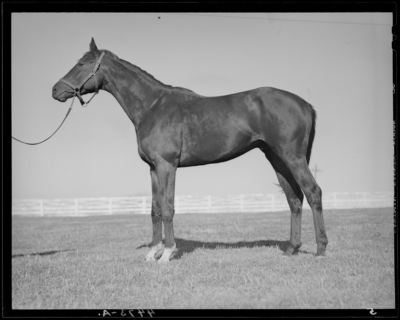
311, 164, 323, 182
171, 13, 391, 27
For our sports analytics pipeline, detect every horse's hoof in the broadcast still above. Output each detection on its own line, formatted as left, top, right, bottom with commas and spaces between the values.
145, 243, 164, 262
283, 246, 299, 256
283, 248, 293, 255
157, 257, 170, 264
157, 245, 178, 263
316, 246, 327, 257
154, 247, 165, 259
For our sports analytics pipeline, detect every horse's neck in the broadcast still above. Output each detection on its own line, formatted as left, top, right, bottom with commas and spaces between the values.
101, 56, 166, 126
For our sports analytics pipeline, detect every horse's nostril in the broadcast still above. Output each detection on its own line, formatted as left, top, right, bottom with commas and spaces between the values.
53, 86, 57, 92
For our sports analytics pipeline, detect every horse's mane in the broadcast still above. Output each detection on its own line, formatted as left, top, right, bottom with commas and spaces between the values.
81, 49, 193, 93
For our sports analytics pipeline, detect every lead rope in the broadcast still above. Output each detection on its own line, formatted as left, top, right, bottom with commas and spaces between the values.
11, 94, 76, 145
12, 52, 105, 145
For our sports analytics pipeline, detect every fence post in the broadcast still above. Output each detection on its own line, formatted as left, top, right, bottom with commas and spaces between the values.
109, 198, 113, 215
142, 196, 146, 214
39, 199, 44, 217
75, 198, 79, 216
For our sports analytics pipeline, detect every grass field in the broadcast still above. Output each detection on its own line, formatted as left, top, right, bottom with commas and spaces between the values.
12, 207, 395, 309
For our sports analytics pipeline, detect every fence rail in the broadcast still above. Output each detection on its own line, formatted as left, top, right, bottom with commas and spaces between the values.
11, 192, 394, 217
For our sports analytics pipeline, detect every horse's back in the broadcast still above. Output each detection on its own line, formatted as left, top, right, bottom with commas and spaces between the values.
176, 87, 312, 166
183, 86, 313, 144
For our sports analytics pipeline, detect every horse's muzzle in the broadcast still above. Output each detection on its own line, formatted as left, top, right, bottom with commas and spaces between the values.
52, 82, 71, 102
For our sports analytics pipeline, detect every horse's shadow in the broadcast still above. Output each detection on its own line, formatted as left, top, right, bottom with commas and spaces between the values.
12, 249, 74, 259
137, 238, 313, 259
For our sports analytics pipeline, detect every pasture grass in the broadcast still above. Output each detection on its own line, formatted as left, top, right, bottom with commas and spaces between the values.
12, 208, 395, 309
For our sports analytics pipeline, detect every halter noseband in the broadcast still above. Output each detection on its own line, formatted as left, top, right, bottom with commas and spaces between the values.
59, 51, 105, 107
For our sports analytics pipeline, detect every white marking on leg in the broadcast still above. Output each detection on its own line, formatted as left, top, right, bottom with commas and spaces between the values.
145, 242, 164, 262
157, 244, 177, 264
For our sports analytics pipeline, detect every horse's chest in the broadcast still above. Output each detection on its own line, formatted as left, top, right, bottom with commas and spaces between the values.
137, 124, 181, 165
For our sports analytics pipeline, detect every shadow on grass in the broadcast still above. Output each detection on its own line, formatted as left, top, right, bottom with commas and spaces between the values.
12, 249, 74, 259
137, 238, 314, 260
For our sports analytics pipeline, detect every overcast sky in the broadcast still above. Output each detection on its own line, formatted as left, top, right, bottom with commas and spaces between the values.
11, 12, 393, 199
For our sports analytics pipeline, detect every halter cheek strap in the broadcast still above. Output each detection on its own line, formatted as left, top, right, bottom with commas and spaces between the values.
59, 51, 105, 107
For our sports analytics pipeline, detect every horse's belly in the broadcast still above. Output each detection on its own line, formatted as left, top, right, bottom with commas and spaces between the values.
179, 127, 257, 167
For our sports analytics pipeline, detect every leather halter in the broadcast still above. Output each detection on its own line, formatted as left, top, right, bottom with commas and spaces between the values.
59, 51, 105, 107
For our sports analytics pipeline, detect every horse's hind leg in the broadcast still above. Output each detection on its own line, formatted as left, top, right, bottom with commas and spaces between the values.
284, 157, 328, 256
276, 172, 304, 255
264, 148, 304, 255
145, 168, 164, 261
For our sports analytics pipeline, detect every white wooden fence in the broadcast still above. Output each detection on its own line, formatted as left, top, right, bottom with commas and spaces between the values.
11, 192, 394, 217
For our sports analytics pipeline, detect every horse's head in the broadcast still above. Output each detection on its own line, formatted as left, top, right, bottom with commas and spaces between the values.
52, 38, 105, 106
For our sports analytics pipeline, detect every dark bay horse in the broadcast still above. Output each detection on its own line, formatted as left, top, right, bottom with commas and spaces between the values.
52, 38, 328, 263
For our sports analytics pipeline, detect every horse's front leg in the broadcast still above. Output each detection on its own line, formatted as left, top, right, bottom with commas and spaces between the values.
155, 160, 178, 264
145, 168, 164, 261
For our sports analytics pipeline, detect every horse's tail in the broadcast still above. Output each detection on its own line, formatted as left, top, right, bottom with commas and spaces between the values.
306, 103, 316, 165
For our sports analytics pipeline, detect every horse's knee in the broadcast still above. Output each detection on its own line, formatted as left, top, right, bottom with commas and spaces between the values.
151, 201, 162, 223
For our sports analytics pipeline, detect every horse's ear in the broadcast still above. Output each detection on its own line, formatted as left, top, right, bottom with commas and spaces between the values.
90, 38, 98, 52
